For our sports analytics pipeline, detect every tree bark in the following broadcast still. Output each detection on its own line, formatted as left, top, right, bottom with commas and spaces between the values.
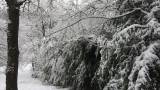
5, 1, 20, 90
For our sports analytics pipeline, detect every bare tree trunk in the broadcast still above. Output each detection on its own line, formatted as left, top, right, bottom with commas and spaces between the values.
41, 20, 46, 37
5, 1, 20, 90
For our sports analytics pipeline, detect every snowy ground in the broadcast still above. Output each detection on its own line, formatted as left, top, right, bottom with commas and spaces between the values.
0, 64, 68, 90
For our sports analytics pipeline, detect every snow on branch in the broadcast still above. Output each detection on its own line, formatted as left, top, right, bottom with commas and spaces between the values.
117, 24, 148, 35
129, 42, 160, 89
47, 8, 149, 37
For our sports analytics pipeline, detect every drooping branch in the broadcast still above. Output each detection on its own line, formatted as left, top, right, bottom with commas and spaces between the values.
47, 8, 149, 37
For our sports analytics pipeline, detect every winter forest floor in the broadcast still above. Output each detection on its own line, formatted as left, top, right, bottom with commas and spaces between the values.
0, 64, 69, 90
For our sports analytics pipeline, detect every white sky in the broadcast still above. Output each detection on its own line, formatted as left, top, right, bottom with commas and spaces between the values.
63, 0, 82, 4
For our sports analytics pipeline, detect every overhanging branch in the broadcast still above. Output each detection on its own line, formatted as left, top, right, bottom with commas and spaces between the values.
47, 8, 149, 37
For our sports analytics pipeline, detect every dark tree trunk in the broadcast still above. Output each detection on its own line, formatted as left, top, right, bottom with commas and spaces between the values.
41, 21, 46, 37
5, 1, 20, 90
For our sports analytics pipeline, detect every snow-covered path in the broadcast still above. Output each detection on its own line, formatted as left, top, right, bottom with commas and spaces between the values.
0, 65, 68, 90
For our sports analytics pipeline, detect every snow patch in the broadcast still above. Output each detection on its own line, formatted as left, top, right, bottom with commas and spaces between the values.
0, 66, 6, 74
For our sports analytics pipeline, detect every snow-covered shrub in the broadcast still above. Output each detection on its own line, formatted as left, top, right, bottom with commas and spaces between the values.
50, 37, 101, 89
32, 37, 101, 90
95, 26, 147, 90
128, 41, 160, 90
31, 37, 66, 79
93, 21, 160, 90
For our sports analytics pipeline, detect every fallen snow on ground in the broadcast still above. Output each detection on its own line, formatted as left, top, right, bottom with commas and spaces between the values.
0, 65, 69, 90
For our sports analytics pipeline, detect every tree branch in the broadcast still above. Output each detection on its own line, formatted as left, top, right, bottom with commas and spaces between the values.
46, 8, 149, 37
0, 56, 7, 64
